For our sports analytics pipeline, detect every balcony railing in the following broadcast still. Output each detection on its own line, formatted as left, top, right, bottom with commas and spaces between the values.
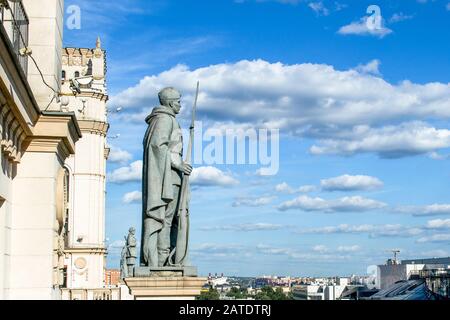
0, 1, 29, 76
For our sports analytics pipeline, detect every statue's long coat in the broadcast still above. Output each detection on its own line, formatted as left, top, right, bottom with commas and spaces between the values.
140, 106, 181, 265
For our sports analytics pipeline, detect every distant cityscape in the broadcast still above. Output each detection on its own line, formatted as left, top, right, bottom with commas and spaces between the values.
104, 254, 450, 300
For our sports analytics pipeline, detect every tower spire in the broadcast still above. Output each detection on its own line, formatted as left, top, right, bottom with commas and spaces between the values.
96, 36, 101, 49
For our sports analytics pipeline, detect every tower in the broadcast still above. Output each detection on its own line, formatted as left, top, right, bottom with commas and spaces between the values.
61, 38, 109, 289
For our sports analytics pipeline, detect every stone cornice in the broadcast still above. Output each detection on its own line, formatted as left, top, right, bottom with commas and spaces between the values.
26, 138, 72, 162
60, 91, 109, 102
78, 119, 109, 136
23, 112, 82, 162
64, 247, 107, 254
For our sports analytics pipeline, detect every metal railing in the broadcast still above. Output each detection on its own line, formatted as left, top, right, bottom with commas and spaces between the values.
0, 1, 29, 76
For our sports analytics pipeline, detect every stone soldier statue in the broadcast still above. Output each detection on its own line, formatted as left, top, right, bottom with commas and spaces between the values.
120, 244, 128, 279
141, 87, 193, 268
126, 227, 137, 275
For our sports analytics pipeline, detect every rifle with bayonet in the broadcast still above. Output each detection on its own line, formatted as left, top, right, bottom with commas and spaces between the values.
169, 81, 199, 266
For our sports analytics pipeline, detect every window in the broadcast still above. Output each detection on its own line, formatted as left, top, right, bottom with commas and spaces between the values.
74, 71, 80, 78
62, 70, 66, 79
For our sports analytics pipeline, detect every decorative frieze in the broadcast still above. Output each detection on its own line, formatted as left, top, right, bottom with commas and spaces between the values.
0, 103, 27, 163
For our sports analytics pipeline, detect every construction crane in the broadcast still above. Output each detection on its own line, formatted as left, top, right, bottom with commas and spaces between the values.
392, 250, 400, 264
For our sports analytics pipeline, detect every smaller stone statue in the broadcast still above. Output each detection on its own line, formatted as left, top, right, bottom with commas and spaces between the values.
120, 244, 128, 279
126, 227, 137, 276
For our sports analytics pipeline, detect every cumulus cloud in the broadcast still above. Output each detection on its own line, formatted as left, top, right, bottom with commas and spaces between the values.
320, 174, 384, 191
108, 146, 133, 164
308, 2, 329, 16
256, 244, 352, 261
417, 234, 450, 243
312, 245, 328, 253
199, 223, 284, 232
310, 122, 450, 158
108, 163, 238, 187
338, 17, 392, 38
337, 245, 361, 252
354, 59, 381, 76
108, 239, 125, 249
110, 60, 450, 159
396, 204, 450, 216
425, 218, 450, 229
428, 151, 448, 160
108, 160, 142, 184
122, 191, 142, 204
275, 182, 317, 194
278, 195, 386, 212
190, 243, 247, 259
191, 166, 239, 187
232, 196, 275, 207
297, 223, 423, 238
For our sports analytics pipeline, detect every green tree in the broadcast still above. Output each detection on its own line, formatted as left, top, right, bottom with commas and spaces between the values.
226, 286, 247, 299
197, 287, 220, 300
254, 286, 292, 300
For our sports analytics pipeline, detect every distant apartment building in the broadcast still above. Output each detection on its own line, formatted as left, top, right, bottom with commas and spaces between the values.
104, 269, 121, 287
377, 257, 450, 290
292, 278, 350, 300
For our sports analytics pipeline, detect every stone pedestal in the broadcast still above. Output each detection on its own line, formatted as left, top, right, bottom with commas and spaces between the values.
124, 268, 206, 300
124, 276, 207, 300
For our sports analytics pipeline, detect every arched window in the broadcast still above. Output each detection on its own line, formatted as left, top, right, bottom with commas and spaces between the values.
62, 70, 66, 79
74, 71, 80, 78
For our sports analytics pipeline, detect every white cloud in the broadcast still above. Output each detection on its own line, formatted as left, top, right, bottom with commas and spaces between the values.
232, 196, 275, 207
312, 245, 328, 253
428, 151, 447, 160
310, 122, 450, 158
420, 204, 450, 216
338, 17, 393, 38
122, 191, 142, 204
108, 146, 132, 164
108, 160, 142, 184
111, 60, 450, 158
426, 218, 450, 229
108, 239, 125, 249
275, 182, 316, 194
191, 166, 239, 187
278, 195, 386, 212
320, 174, 384, 191
298, 223, 423, 238
256, 244, 353, 261
354, 59, 381, 76
396, 204, 450, 216
199, 223, 284, 232
389, 13, 414, 24
337, 245, 361, 252
419, 249, 449, 257
308, 2, 329, 16
417, 234, 450, 243
108, 163, 238, 187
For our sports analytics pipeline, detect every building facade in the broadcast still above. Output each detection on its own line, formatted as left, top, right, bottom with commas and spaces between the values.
61, 38, 109, 290
0, 0, 80, 299
0, 0, 110, 299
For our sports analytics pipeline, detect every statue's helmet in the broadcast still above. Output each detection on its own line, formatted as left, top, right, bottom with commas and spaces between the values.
158, 87, 181, 105
129, 227, 135, 233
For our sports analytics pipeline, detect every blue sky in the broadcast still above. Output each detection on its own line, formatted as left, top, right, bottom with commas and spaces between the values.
64, 0, 450, 277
